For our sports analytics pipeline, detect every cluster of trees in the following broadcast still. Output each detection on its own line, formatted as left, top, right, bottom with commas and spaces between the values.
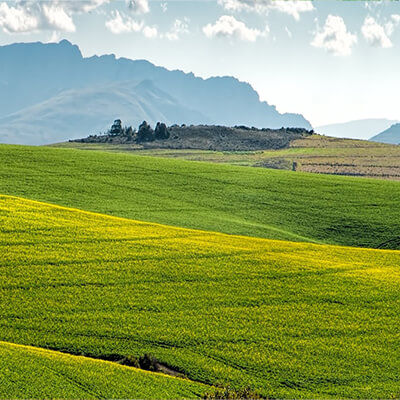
108, 119, 169, 142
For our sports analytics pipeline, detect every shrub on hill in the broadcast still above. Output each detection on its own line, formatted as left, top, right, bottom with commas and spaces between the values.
203, 385, 266, 400
155, 122, 169, 140
70, 120, 313, 151
137, 121, 155, 142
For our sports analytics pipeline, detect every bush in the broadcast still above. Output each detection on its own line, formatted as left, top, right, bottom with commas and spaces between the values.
155, 122, 169, 140
202, 385, 266, 400
137, 121, 155, 142
121, 355, 140, 368
120, 353, 159, 372
138, 353, 159, 372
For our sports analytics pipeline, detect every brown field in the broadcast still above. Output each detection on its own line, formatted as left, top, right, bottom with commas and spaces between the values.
55, 134, 400, 180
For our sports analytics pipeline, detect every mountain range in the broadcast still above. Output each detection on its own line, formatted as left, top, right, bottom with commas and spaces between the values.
370, 123, 400, 144
315, 119, 399, 141
0, 40, 311, 145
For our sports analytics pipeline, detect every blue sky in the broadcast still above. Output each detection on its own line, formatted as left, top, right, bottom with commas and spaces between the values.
0, 0, 399, 126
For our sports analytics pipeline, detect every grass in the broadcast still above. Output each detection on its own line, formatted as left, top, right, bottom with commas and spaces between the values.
2, 144, 400, 249
0, 341, 208, 399
55, 135, 400, 180
1, 194, 400, 398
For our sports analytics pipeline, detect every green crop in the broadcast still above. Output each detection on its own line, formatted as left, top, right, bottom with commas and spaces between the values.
0, 341, 207, 399
1, 195, 400, 398
1, 144, 400, 248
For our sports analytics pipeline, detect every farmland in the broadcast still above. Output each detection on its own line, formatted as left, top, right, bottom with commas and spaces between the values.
58, 134, 400, 180
1, 194, 400, 398
0, 341, 207, 399
2, 144, 400, 249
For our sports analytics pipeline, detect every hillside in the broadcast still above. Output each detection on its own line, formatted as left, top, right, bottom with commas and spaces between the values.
1, 194, 400, 398
0, 341, 207, 399
370, 123, 400, 144
62, 133, 400, 180
2, 144, 400, 249
72, 124, 313, 152
315, 118, 398, 140
0, 40, 311, 145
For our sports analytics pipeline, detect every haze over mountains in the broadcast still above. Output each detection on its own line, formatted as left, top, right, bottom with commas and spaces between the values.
315, 119, 399, 141
0, 40, 311, 145
370, 123, 400, 144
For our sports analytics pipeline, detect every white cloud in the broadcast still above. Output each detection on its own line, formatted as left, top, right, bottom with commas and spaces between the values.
311, 15, 357, 56
0, 1, 109, 33
105, 9, 157, 39
203, 15, 267, 42
362, 16, 392, 48
218, 0, 314, 20
105, 10, 142, 34
391, 14, 400, 24
285, 26, 292, 38
165, 18, 189, 41
0, 2, 38, 33
127, 0, 149, 15
160, 2, 168, 13
143, 25, 158, 38
267, 0, 314, 21
42, 4, 75, 32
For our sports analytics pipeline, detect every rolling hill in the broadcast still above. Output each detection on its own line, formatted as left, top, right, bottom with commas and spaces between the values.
61, 131, 400, 180
1, 144, 400, 249
1, 194, 400, 398
0, 40, 311, 145
0, 341, 207, 399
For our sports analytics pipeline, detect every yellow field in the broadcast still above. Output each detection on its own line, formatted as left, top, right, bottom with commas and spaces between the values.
2, 194, 400, 398
0, 340, 208, 399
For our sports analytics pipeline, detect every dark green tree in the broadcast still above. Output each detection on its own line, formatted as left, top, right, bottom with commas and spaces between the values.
137, 121, 154, 142
110, 119, 122, 136
154, 122, 169, 140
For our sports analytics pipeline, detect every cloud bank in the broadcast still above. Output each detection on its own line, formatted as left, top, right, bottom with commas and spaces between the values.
0, 0, 109, 33
218, 0, 314, 20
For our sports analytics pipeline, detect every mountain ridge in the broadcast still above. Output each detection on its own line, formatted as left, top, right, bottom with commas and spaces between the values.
315, 118, 399, 140
0, 40, 311, 145
370, 123, 400, 144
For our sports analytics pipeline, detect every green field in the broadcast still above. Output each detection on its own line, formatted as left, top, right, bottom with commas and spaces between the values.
1, 195, 400, 398
2, 144, 400, 248
56, 134, 400, 180
0, 341, 207, 399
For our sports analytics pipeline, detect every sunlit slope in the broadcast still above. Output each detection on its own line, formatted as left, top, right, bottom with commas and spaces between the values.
2, 145, 400, 248
2, 195, 400, 398
0, 341, 207, 399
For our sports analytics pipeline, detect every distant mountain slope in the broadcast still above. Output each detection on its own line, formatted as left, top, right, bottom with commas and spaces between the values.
315, 119, 398, 140
0, 81, 210, 145
370, 123, 400, 144
0, 40, 311, 145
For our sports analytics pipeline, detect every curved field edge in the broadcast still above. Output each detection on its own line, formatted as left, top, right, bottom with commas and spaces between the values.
0, 341, 208, 399
1, 195, 400, 398
2, 144, 400, 248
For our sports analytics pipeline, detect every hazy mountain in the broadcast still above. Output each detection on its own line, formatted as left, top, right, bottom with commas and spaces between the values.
0, 40, 311, 145
315, 119, 399, 140
0, 80, 211, 145
370, 123, 400, 144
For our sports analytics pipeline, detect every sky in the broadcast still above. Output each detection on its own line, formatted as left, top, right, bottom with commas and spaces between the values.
0, 0, 399, 127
